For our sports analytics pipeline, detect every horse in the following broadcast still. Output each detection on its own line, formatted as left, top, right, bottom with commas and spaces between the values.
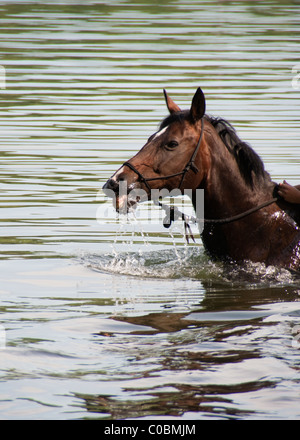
103, 88, 300, 272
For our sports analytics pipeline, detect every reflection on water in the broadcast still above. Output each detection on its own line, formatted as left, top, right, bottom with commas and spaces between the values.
0, 0, 299, 420
76, 285, 300, 420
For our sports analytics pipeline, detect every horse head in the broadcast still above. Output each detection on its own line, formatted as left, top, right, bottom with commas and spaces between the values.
103, 88, 209, 213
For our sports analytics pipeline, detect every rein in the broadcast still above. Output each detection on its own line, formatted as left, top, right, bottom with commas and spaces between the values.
156, 197, 278, 243
121, 117, 279, 242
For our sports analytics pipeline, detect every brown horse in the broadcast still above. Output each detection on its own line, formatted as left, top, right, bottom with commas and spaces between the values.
103, 88, 300, 271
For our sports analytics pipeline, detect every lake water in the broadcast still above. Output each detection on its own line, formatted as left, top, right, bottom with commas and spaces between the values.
0, 0, 300, 420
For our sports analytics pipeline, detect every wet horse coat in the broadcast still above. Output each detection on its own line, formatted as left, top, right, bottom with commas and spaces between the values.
103, 88, 300, 271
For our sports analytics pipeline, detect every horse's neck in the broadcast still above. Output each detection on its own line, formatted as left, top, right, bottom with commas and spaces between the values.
190, 131, 300, 268
199, 151, 271, 220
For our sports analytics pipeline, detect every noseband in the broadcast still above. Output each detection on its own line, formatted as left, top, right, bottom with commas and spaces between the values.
122, 118, 205, 192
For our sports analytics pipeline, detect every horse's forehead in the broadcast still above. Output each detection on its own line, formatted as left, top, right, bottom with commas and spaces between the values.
153, 125, 169, 140
152, 122, 186, 141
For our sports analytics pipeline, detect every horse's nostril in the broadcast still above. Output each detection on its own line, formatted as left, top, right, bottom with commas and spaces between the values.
102, 178, 119, 195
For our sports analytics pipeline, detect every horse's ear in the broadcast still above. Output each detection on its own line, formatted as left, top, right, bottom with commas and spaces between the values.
190, 87, 206, 121
163, 89, 181, 114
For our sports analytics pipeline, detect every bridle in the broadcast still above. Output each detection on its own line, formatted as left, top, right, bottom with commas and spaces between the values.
122, 118, 205, 193
119, 117, 278, 242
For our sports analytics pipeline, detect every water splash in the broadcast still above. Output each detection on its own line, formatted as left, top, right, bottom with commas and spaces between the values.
88, 208, 300, 287
83, 244, 300, 289
100, 209, 193, 278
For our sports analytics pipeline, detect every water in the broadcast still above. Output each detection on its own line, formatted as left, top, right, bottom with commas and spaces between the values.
0, 0, 300, 420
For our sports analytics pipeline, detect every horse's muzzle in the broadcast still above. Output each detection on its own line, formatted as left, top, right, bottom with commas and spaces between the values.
102, 177, 142, 213
102, 178, 119, 197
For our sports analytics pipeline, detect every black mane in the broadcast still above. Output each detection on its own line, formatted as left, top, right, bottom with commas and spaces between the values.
206, 115, 267, 187
159, 111, 268, 188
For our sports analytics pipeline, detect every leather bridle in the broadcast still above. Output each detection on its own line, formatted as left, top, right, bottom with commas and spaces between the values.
118, 117, 278, 240
122, 118, 205, 193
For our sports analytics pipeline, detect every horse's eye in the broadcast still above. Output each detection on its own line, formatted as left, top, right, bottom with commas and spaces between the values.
166, 140, 178, 150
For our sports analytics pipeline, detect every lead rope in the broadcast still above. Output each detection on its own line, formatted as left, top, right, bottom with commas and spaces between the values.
155, 197, 279, 243
153, 199, 197, 244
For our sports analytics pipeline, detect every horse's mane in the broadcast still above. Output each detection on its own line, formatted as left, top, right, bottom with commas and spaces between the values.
159, 111, 268, 188
206, 115, 267, 187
